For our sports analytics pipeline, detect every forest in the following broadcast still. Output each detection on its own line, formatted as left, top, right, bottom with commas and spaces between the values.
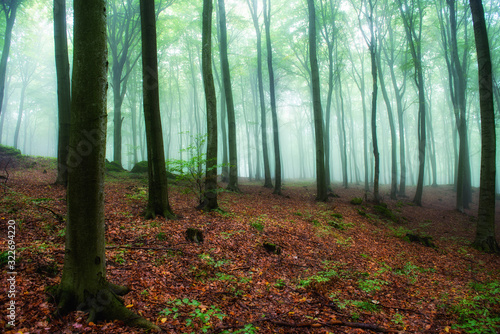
0, 0, 499, 333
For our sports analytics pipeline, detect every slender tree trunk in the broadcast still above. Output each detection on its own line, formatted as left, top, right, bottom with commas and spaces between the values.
376, 47, 397, 199
54, 0, 71, 186
398, 0, 426, 206
218, 0, 239, 192
469, 0, 498, 253
56, 1, 159, 330
307, 0, 327, 201
213, 60, 229, 182
200, 0, 218, 211
263, 0, 281, 195
13, 84, 26, 150
140, 0, 174, 219
0, 1, 18, 119
247, 0, 272, 188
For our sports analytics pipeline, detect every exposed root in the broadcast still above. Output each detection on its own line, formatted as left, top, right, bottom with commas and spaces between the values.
55, 285, 161, 332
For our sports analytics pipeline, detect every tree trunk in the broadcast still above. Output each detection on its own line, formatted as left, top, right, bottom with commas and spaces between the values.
263, 0, 281, 195
217, 0, 239, 192
56, 1, 159, 330
54, 0, 71, 186
376, 45, 397, 199
247, 0, 272, 188
0, 1, 18, 119
200, 0, 219, 211
398, 0, 426, 206
13, 84, 26, 150
307, 0, 327, 201
469, 0, 498, 253
140, 0, 175, 219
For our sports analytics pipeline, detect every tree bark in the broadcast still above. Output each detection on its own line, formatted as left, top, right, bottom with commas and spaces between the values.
54, 0, 71, 186
307, 0, 327, 201
217, 0, 239, 192
140, 0, 175, 219
263, 0, 282, 195
246, 0, 272, 188
469, 0, 498, 253
200, 0, 219, 211
56, 1, 159, 330
0, 0, 18, 120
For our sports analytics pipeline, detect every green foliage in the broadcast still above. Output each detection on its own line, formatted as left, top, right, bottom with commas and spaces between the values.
452, 281, 500, 333
159, 298, 225, 333
156, 232, 167, 241
250, 222, 264, 231
198, 253, 230, 268
105, 160, 125, 172
0, 251, 9, 266
393, 262, 436, 284
274, 278, 286, 289
221, 323, 259, 334
358, 278, 388, 293
298, 269, 338, 289
373, 203, 397, 222
167, 133, 224, 206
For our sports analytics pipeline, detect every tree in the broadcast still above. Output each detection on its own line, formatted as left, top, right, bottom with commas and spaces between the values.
263, 0, 282, 195
246, 0, 273, 188
469, 0, 498, 253
307, 0, 327, 201
200, 0, 219, 211
437, 0, 472, 211
398, 0, 426, 206
53, 0, 71, 186
140, 0, 175, 219
55, 1, 159, 330
108, 0, 141, 167
0, 0, 21, 123
217, 0, 239, 192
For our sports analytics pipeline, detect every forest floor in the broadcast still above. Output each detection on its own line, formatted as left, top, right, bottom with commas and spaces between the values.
1, 155, 500, 334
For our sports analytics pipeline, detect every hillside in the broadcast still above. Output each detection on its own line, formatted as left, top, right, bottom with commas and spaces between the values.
1, 155, 499, 333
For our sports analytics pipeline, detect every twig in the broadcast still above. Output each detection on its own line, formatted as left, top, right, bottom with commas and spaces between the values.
35, 204, 64, 223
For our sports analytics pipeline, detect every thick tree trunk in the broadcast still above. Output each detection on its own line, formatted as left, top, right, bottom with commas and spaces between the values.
218, 0, 239, 192
469, 0, 498, 253
263, 0, 281, 195
56, 1, 159, 330
140, 0, 175, 219
307, 0, 327, 201
54, 0, 71, 186
201, 0, 219, 211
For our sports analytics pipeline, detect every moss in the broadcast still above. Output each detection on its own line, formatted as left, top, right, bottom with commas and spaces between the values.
374, 203, 397, 222
105, 160, 125, 172
350, 197, 363, 205
0, 144, 22, 157
130, 161, 148, 173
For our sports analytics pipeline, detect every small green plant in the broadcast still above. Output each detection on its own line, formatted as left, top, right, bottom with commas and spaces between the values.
198, 253, 230, 268
250, 222, 264, 231
358, 278, 388, 293
156, 232, 167, 241
160, 298, 225, 333
351, 300, 380, 312
113, 250, 126, 264
274, 278, 286, 289
392, 313, 405, 327
298, 269, 338, 289
452, 281, 500, 333
221, 324, 259, 334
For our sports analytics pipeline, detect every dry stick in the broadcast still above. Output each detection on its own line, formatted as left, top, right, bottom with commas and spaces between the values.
35, 204, 64, 223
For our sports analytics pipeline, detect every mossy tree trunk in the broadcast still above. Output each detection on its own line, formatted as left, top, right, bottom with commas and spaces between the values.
263, 0, 281, 195
141, 0, 175, 219
307, 0, 327, 202
56, 1, 159, 330
469, 0, 499, 253
200, 0, 219, 211
54, 0, 71, 187
218, 0, 240, 192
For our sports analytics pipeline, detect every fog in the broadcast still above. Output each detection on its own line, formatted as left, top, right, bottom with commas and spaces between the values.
1, 0, 499, 193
